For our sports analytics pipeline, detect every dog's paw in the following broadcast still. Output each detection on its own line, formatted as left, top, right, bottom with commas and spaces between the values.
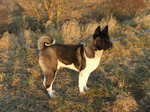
48, 90, 58, 98
79, 91, 86, 96
84, 86, 90, 91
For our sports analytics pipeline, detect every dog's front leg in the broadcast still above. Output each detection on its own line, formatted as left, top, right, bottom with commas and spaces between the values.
78, 70, 91, 94
83, 72, 91, 91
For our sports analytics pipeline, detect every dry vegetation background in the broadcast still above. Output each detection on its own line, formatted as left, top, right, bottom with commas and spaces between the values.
0, 0, 150, 112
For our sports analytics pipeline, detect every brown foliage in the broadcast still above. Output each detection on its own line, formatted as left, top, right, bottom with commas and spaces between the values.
112, 94, 138, 112
104, 0, 148, 17
15, 0, 44, 20
61, 19, 81, 43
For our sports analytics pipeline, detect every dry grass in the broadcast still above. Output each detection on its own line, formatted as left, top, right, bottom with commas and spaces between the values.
103, 0, 148, 18
100, 16, 120, 35
61, 19, 81, 43
0, 1, 150, 112
134, 14, 150, 29
112, 94, 138, 112
0, 18, 150, 111
83, 21, 99, 37
0, 32, 12, 49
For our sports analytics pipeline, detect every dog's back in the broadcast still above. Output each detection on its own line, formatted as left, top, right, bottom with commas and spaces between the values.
39, 42, 86, 72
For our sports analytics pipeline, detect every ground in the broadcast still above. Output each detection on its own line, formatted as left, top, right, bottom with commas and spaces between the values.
0, 0, 150, 112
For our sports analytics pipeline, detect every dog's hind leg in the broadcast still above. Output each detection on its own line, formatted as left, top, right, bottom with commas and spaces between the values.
43, 70, 57, 98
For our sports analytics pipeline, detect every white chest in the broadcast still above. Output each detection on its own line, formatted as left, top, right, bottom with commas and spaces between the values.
84, 50, 103, 71
57, 50, 103, 72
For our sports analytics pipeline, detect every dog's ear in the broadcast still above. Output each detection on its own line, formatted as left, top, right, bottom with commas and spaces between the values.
93, 26, 101, 39
101, 25, 108, 35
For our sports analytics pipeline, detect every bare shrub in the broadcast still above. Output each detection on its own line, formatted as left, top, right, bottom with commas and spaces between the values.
0, 33, 12, 64
134, 14, 150, 29
61, 17, 120, 44
112, 94, 138, 112
87, 0, 148, 21
61, 19, 81, 43
24, 29, 33, 47
16, 0, 83, 23
0, 33, 12, 49
105, 0, 148, 19
83, 21, 99, 38
100, 16, 120, 35
15, 0, 44, 20
24, 16, 46, 33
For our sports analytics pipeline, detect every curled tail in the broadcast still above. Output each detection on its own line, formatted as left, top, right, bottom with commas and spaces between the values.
38, 36, 55, 50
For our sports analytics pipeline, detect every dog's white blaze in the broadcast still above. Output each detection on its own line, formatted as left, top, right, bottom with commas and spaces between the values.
79, 50, 103, 93
57, 60, 79, 71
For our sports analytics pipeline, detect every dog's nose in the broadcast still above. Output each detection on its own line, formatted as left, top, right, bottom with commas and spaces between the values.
110, 40, 116, 43
109, 42, 113, 50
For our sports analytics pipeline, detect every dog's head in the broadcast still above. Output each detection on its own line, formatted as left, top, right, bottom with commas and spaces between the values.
93, 25, 113, 50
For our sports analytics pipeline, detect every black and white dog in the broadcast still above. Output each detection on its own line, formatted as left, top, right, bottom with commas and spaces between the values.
38, 25, 112, 97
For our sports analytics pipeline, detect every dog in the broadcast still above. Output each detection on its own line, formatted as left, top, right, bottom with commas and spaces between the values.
38, 25, 113, 98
